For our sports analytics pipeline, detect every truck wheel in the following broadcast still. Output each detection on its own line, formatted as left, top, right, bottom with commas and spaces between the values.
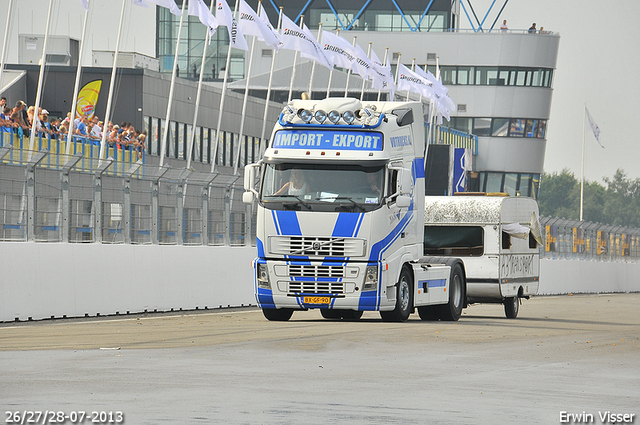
380, 267, 413, 322
342, 310, 363, 321
320, 309, 343, 320
504, 297, 519, 319
417, 306, 440, 321
262, 308, 293, 321
439, 262, 465, 321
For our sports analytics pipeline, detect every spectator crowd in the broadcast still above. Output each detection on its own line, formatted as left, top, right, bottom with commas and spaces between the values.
0, 96, 146, 160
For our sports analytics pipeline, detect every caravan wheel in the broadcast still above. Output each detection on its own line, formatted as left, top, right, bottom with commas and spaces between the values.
504, 297, 519, 319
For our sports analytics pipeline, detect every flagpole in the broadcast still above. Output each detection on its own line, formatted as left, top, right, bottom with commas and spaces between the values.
377, 47, 388, 101
406, 58, 416, 101
28, 0, 55, 158
99, 0, 127, 160
307, 23, 323, 99
344, 36, 357, 98
580, 104, 586, 222
393, 53, 402, 102
158, 0, 187, 167
186, 1, 217, 170
418, 62, 425, 104
233, 0, 263, 175
360, 42, 371, 101
287, 15, 304, 103
0, 0, 14, 97
425, 65, 435, 145
326, 29, 339, 98
212, 0, 241, 173
66, 3, 90, 155
259, 7, 283, 153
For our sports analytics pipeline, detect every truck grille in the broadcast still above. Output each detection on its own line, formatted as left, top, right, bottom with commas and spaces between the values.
289, 264, 345, 278
288, 281, 345, 294
269, 236, 366, 257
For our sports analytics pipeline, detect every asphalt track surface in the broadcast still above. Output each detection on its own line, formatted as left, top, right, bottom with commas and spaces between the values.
1, 294, 639, 425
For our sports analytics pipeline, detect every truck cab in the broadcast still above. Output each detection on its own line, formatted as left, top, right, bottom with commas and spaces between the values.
244, 98, 466, 322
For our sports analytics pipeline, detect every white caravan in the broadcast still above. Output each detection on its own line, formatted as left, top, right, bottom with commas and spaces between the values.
423, 195, 541, 318
244, 98, 467, 322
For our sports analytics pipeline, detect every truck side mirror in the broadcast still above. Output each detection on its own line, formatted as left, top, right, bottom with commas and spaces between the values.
244, 164, 255, 191
396, 195, 411, 208
243, 191, 254, 204
243, 163, 261, 203
398, 168, 413, 196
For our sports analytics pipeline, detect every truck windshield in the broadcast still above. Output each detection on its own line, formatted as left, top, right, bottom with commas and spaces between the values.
260, 163, 385, 212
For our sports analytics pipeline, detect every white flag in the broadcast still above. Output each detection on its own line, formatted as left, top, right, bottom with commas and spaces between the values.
130, 0, 150, 8
279, 15, 332, 69
352, 41, 376, 81
131, 0, 149, 9
238, 0, 281, 49
189, 0, 219, 36
258, 3, 284, 50
79, 0, 89, 11
146, 0, 181, 16
585, 107, 604, 148
414, 65, 454, 120
321, 30, 357, 70
216, 0, 249, 51
397, 63, 435, 99
369, 49, 396, 95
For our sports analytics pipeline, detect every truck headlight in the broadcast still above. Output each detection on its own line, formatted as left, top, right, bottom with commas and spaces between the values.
362, 265, 378, 291
298, 108, 313, 123
342, 110, 355, 124
257, 263, 270, 289
314, 109, 327, 124
328, 110, 341, 124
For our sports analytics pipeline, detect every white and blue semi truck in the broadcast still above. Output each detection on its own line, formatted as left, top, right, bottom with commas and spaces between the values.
243, 97, 467, 322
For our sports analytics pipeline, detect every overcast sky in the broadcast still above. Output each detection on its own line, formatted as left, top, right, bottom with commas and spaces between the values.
460, 0, 640, 182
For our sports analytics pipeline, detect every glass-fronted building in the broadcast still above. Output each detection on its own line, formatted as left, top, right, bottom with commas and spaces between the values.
155, 0, 558, 198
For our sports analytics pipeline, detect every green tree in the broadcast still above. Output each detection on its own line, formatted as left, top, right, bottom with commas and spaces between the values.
602, 169, 640, 227
581, 180, 606, 223
538, 169, 579, 218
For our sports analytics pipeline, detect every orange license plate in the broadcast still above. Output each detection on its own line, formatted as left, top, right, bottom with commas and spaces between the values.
303, 296, 330, 304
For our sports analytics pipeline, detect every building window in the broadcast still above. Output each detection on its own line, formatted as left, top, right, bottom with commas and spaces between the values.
477, 172, 541, 199
472, 118, 491, 136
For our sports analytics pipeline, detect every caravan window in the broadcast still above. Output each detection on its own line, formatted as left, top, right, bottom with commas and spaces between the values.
424, 226, 484, 256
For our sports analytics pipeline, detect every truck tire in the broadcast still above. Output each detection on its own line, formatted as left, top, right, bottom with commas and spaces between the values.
380, 266, 413, 322
321, 309, 363, 320
262, 308, 294, 321
320, 309, 342, 319
504, 297, 519, 319
417, 306, 440, 321
439, 262, 465, 321
342, 310, 364, 320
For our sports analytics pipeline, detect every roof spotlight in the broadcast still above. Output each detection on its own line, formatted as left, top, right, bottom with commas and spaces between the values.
314, 109, 327, 124
297, 109, 313, 123
342, 110, 356, 124
328, 110, 341, 124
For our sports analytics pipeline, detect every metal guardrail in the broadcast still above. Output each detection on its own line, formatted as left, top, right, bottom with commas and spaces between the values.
540, 216, 640, 262
0, 145, 253, 246
3, 144, 639, 263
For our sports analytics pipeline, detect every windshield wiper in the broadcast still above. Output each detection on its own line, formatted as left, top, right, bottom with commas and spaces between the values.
267, 194, 312, 210
333, 196, 366, 212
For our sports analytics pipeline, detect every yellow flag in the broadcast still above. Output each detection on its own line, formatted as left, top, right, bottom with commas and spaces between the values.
76, 79, 102, 119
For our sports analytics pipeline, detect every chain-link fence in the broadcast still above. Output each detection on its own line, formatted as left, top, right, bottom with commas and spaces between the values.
0, 146, 253, 246
540, 216, 640, 262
